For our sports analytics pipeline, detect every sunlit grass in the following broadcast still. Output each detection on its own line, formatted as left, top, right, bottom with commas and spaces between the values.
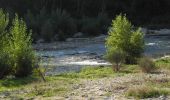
126, 85, 170, 99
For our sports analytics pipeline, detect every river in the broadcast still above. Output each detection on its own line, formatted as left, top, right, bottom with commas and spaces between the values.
35, 34, 170, 75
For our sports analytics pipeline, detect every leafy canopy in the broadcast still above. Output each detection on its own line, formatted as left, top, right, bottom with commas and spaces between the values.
105, 14, 144, 64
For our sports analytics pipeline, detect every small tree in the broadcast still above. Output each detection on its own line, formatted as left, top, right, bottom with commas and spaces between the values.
9, 15, 36, 77
106, 49, 125, 72
0, 9, 11, 79
105, 14, 144, 65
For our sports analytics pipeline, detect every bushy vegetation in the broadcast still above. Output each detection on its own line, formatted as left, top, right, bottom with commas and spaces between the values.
105, 14, 144, 64
10, 15, 36, 77
105, 49, 125, 72
138, 57, 156, 73
0, 0, 169, 41
0, 9, 36, 79
127, 85, 169, 99
0, 10, 12, 79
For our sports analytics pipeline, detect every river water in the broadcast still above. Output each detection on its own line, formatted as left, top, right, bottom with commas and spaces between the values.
36, 35, 170, 75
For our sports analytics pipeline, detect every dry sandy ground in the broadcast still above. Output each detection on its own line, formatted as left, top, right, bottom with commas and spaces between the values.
32, 69, 170, 100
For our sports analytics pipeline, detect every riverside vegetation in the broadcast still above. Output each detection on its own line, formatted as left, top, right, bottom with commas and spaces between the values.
1, 0, 170, 42
0, 10, 170, 99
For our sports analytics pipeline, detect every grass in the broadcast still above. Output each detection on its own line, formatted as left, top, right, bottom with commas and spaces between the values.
126, 85, 170, 99
0, 65, 137, 98
56, 65, 138, 79
0, 76, 75, 99
0, 59, 170, 99
0, 76, 38, 92
155, 57, 170, 69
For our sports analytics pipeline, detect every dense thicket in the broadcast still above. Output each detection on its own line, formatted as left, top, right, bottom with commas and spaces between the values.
0, 9, 36, 79
0, 0, 169, 41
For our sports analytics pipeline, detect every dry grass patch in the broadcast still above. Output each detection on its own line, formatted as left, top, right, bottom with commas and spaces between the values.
126, 85, 170, 99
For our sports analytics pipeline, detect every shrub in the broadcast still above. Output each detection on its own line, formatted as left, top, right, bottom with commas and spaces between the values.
0, 52, 13, 79
9, 15, 36, 78
105, 49, 125, 72
127, 85, 169, 99
105, 14, 144, 64
138, 57, 155, 73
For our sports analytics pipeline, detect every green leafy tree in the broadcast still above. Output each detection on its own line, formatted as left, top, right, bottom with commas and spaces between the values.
0, 9, 8, 34
9, 15, 36, 77
0, 9, 11, 79
105, 14, 144, 64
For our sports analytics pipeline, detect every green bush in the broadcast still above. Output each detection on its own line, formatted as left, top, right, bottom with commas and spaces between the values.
9, 15, 36, 78
0, 9, 11, 79
0, 10, 36, 79
105, 14, 144, 64
0, 53, 13, 79
105, 49, 125, 72
138, 57, 155, 73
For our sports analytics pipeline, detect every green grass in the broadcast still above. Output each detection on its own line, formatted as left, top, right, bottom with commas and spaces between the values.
0, 76, 38, 92
155, 58, 170, 69
0, 76, 75, 99
0, 65, 138, 91
56, 65, 138, 79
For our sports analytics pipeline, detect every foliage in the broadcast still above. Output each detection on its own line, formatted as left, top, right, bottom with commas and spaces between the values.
0, 10, 11, 79
105, 14, 144, 64
50, 9, 77, 41
9, 15, 36, 77
0, 9, 9, 34
138, 57, 155, 73
105, 49, 125, 72
155, 57, 170, 70
0, 0, 170, 41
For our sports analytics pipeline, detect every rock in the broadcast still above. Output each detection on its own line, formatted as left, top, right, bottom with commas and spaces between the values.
66, 38, 74, 42
94, 34, 106, 42
73, 32, 84, 38
96, 91, 105, 96
36, 39, 44, 44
